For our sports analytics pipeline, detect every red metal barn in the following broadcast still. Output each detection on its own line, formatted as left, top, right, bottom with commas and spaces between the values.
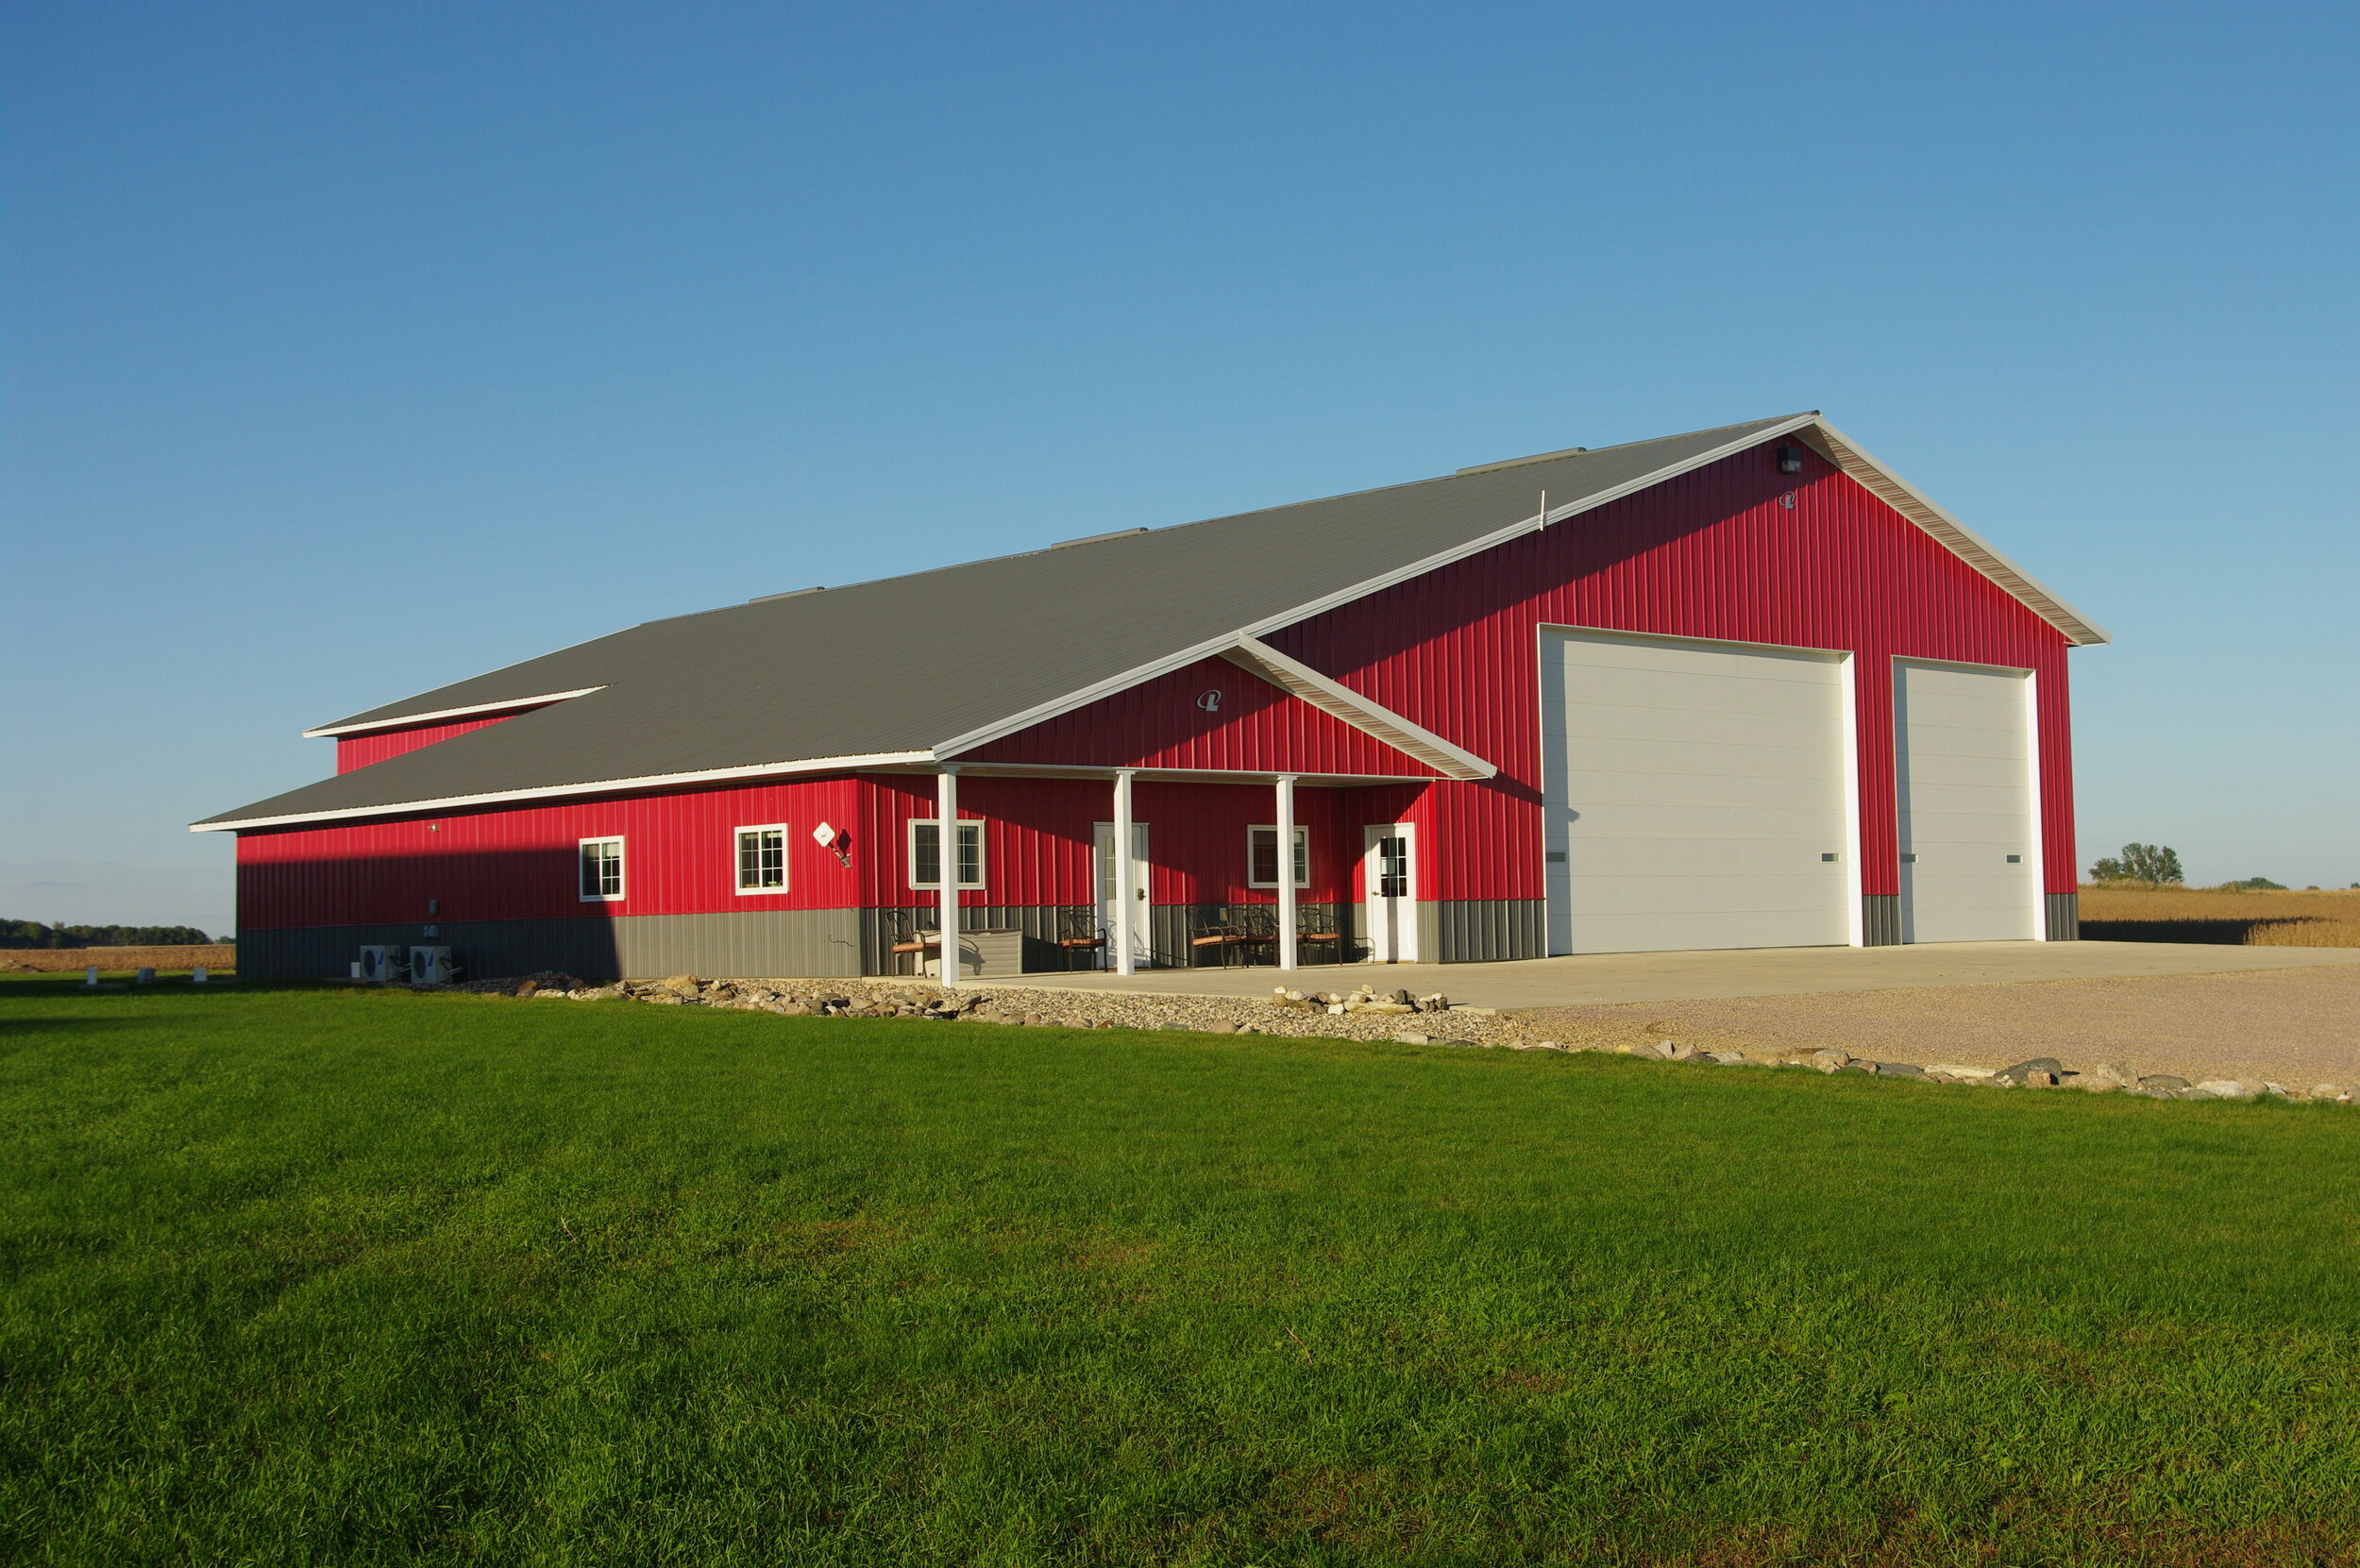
199, 415, 2108, 982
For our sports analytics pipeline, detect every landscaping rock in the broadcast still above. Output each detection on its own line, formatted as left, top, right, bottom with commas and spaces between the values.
1925, 1063, 1997, 1079
2139, 1074, 2190, 1091
1873, 1062, 1929, 1079
1391, 1031, 1431, 1046
2191, 1079, 2259, 1101
1993, 1057, 2066, 1086
1809, 1049, 1852, 1074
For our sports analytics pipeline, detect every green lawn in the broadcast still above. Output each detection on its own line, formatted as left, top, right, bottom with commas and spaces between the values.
4, 978, 2357, 1566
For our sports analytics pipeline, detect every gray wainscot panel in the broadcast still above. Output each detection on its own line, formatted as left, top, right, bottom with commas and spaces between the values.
1861, 895, 1902, 947
2045, 892, 2080, 941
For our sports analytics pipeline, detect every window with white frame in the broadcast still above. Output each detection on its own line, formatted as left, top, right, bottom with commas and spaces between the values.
735, 825, 787, 893
579, 836, 625, 901
907, 818, 985, 889
1247, 825, 1310, 889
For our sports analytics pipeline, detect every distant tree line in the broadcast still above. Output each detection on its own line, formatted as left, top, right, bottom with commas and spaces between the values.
2086, 843, 2183, 885
0, 919, 218, 949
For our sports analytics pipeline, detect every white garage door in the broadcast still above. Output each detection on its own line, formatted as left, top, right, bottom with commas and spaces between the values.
1895, 661, 2039, 942
1542, 631, 1852, 954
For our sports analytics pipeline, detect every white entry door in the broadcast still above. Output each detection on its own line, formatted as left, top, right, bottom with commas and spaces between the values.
1542, 629, 1852, 954
1895, 661, 2039, 942
1093, 822, 1153, 964
1362, 823, 1418, 962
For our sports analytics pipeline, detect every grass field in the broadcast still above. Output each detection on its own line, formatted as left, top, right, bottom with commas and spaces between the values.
2081, 885, 2360, 948
6, 977, 2360, 1565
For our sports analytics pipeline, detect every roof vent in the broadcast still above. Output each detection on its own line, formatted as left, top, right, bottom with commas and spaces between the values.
1051, 527, 1149, 549
1456, 447, 1589, 476
748, 586, 826, 603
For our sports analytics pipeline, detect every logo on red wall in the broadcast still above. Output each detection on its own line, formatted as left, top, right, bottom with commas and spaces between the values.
1196, 688, 1223, 713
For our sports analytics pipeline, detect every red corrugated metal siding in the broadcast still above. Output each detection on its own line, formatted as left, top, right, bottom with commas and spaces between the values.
1264, 444, 2078, 901
961, 655, 1441, 776
335, 715, 514, 773
238, 775, 865, 927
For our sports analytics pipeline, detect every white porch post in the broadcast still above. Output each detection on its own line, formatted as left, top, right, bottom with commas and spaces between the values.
1275, 774, 1299, 971
1112, 769, 1138, 977
936, 767, 961, 987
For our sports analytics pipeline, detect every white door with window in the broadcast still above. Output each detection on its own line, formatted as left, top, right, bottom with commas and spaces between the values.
1093, 822, 1153, 965
1362, 823, 1418, 962
1895, 660, 2039, 942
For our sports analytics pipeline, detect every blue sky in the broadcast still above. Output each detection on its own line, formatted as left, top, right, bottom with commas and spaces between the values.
6, 0, 2356, 933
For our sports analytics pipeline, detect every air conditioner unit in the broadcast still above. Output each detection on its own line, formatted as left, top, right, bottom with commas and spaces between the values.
410, 946, 456, 986
358, 945, 404, 983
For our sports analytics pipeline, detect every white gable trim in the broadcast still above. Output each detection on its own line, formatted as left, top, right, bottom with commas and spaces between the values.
1796, 422, 2109, 646
1220, 637, 1495, 780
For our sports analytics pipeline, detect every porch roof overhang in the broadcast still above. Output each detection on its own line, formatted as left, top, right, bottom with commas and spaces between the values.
924, 762, 1445, 787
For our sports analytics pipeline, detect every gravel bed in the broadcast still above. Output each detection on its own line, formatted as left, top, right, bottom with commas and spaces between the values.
434, 972, 2360, 1105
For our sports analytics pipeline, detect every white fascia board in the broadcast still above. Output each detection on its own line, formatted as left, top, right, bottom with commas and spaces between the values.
929, 416, 1824, 764
1797, 422, 2111, 647
187, 751, 936, 833
300, 688, 609, 739
1222, 636, 1496, 780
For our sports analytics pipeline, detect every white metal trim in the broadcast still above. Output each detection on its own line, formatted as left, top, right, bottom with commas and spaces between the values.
186, 751, 936, 833
1839, 652, 1864, 947
2024, 670, 2048, 941
1535, 620, 1853, 664
733, 822, 791, 896
301, 688, 608, 739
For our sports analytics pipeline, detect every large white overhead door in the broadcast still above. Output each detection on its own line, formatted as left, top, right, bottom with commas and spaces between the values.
1542, 631, 1852, 954
1895, 661, 2039, 942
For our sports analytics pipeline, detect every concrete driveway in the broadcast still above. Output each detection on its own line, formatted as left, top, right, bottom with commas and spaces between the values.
1019, 940, 2360, 1009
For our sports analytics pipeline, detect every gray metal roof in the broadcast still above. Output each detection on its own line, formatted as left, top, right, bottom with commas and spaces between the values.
195, 413, 2100, 831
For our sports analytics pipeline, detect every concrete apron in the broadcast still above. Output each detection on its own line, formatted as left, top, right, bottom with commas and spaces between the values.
1014, 940, 2360, 1010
